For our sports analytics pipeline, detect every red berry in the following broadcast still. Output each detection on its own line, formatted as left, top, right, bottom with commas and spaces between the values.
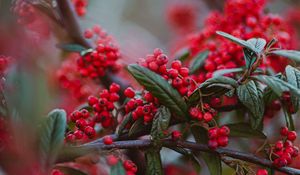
256, 169, 268, 175
124, 87, 135, 98
171, 60, 182, 70
103, 136, 113, 145
148, 61, 159, 71
84, 126, 96, 138
168, 69, 179, 78
75, 118, 87, 129
274, 141, 283, 150
179, 67, 189, 77
88, 96, 98, 106
171, 130, 182, 141
109, 93, 120, 102
203, 112, 213, 122
106, 155, 119, 166
208, 128, 218, 139
66, 133, 76, 142
74, 130, 84, 139
217, 136, 228, 147
81, 109, 90, 118
218, 126, 230, 136
156, 54, 168, 65
189, 107, 200, 119
84, 29, 93, 38
144, 92, 154, 102
280, 127, 289, 136
287, 131, 297, 141
109, 83, 120, 93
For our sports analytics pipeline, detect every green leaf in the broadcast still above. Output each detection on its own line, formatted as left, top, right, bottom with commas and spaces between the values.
246, 38, 266, 54
128, 118, 144, 137
56, 43, 87, 53
226, 123, 266, 139
237, 80, 264, 129
213, 68, 244, 77
189, 50, 209, 74
175, 47, 190, 62
145, 149, 164, 175
188, 76, 238, 104
55, 166, 88, 175
117, 113, 133, 136
151, 106, 171, 140
127, 64, 188, 119
191, 126, 221, 175
254, 75, 300, 97
39, 109, 67, 169
111, 161, 126, 175
216, 31, 255, 51
243, 48, 257, 69
270, 50, 300, 62
285, 66, 300, 113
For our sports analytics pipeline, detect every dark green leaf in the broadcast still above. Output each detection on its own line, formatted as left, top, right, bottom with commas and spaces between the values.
254, 75, 300, 97
175, 47, 190, 62
145, 149, 163, 175
216, 31, 256, 51
191, 126, 221, 175
117, 113, 133, 136
237, 80, 264, 129
270, 50, 300, 62
285, 66, 300, 113
226, 123, 266, 139
127, 64, 188, 119
189, 50, 209, 74
55, 166, 88, 175
39, 109, 67, 169
243, 48, 257, 69
188, 76, 238, 104
128, 118, 144, 137
151, 106, 171, 140
213, 68, 244, 77
111, 161, 126, 175
283, 107, 295, 131
56, 43, 87, 53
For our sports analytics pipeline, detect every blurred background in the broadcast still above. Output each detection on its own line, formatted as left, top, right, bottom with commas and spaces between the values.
1, 0, 300, 174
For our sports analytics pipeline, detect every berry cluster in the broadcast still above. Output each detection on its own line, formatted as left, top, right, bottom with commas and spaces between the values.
12, 0, 36, 26
189, 103, 217, 123
56, 55, 100, 102
139, 48, 196, 96
65, 83, 120, 143
106, 155, 137, 175
270, 127, 298, 167
72, 0, 88, 17
208, 126, 230, 150
77, 26, 121, 79
65, 108, 96, 143
185, 0, 296, 84
124, 87, 159, 124
166, 2, 198, 34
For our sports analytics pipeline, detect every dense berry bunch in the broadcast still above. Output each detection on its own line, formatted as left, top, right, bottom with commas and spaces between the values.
124, 87, 159, 124
77, 26, 121, 79
207, 126, 230, 150
186, 0, 296, 84
56, 55, 100, 101
65, 83, 120, 143
72, 0, 88, 17
139, 48, 196, 96
166, 2, 197, 34
269, 127, 298, 167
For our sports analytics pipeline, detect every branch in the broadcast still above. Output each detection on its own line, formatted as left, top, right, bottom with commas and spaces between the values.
58, 139, 300, 175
